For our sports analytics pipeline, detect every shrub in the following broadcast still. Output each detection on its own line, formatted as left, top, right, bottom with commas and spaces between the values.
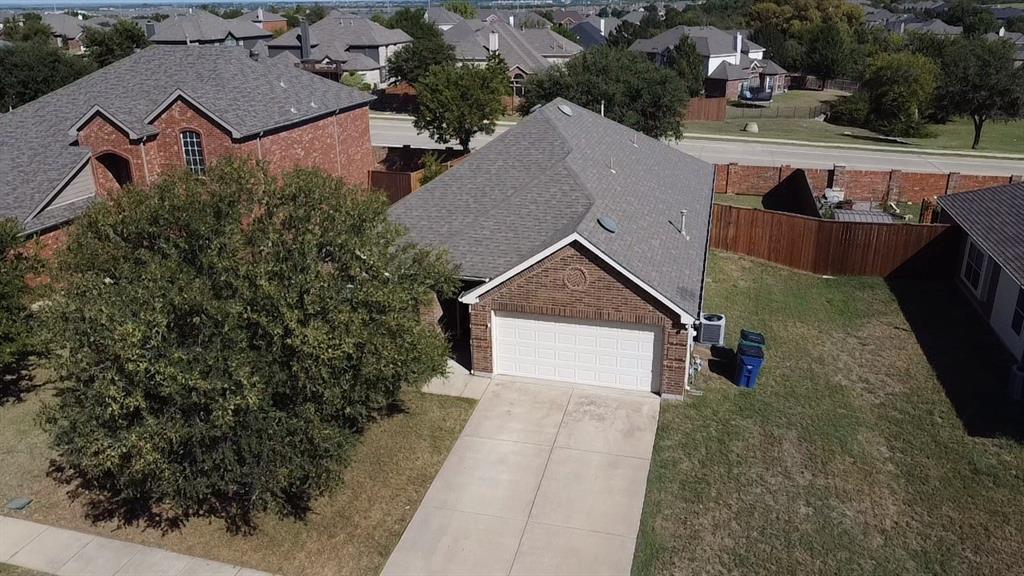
419, 152, 448, 186
862, 52, 938, 137
826, 93, 869, 128
40, 158, 457, 531
0, 219, 39, 399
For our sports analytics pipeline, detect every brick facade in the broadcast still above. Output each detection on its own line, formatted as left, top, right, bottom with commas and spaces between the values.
468, 242, 691, 397
74, 98, 374, 195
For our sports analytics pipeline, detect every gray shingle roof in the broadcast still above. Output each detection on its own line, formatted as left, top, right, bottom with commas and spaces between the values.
425, 6, 465, 26
445, 21, 581, 73
150, 9, 271, 43
938, 183, 1024, 286
571, 21, 607, 48
708, 61, 748, 80
234, 9, 286, 24
41, 13, 85, 39
631, 26, 761, 57
832, 209, 901, 223
389, 98, 714, 319
268, 12, 411, 51
0, 45, 373, 233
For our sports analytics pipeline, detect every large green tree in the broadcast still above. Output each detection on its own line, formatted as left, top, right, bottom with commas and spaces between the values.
0, 42, 95, 110
862, 51, 939, 137
802, 19, 854, 83
0, 219, 39, 401
520, 46, 689, 140
376, 8, 442, 42
2, 12, 53, 44
82, 20, 149, 68
40, 159, 457, 531
388, 34, 456, 86
931, 36, 1024, 149
413, 55, 510, 151
665, 38, 706, 97
442, 0, 476, 19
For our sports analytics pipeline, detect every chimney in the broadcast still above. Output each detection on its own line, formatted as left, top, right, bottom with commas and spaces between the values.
257, 8, 264, 21
600, 18, 606, 36
999, 26, 1006, 37
489, 28, 499, 53
300, 19, 311, 61
77, 13, 83, 21
508, 15, 514, 27
144, 21, 155, 38
734, 31, 742, 63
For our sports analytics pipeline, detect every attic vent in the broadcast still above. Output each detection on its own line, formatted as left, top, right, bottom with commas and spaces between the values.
597, 216, 618, 234
290, 107, 298, 113
557, 104, 573, 117
310, 100, 318, 108
279, 80, 287, 88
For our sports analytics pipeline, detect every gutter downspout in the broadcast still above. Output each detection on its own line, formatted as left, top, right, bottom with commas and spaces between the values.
256, 131, 264, 161
689, 170, 717, 393
140, 137, 151, 184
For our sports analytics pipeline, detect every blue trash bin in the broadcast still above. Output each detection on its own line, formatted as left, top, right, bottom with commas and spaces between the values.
734, 343, 765, 389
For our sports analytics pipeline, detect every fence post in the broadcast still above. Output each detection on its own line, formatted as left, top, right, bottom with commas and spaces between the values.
946, 172, 960, 195
727, 163, 737, 194
1011, 174, 1023, 184
830, 164, 847, 192
887, 170, 902, 204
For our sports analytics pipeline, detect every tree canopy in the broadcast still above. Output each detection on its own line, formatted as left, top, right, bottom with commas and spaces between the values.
0, 42, 95, 111
442, 0, 476, 19
82, 20, 149, 68
387, 34, 456, 86
520, 46, 689, 140
0, 219, 39, 400
665, 38, 706, 97
802, 19, 855, 82
2, 12, 53, 44
374, 8, 443, 42
862, 51, 939, 137
413, 54, 510, 151
40, 158, 457, 531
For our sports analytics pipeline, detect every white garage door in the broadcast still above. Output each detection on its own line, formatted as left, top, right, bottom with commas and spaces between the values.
493, 312, 660, 392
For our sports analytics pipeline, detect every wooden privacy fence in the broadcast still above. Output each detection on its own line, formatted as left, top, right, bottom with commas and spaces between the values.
711, 204, 954, 277
683, 97, 727, 122
369, 170, 418, 203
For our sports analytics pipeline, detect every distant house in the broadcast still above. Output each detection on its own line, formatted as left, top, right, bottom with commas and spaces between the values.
549, 9, 586, 27
442, 20, 582, 96
390, 99, 714, 397
0, 45, 375, 238
425, 6, 465, 31
938, 183, 1024, 369
233, 8, 288, 34
479, 9, 551, 29
887, 17, 963, 36
40, 13, 118, 53
621, 11, 644, 25
149, 9, 272, 48
267, 12, 411, 87
989, 6, 1024, 22
631, 26, 788, 100
571, 16, 620, 48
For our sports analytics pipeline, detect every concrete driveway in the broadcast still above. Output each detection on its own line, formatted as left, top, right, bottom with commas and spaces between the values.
382, 378, 660, 576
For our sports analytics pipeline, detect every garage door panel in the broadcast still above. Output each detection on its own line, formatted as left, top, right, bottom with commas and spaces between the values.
493, 312, 660, 392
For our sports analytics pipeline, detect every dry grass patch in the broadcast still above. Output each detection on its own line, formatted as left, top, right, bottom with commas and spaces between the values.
0, 388, 474, 576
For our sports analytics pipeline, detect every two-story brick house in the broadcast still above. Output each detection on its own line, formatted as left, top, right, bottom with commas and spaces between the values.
0, 45, 376, 242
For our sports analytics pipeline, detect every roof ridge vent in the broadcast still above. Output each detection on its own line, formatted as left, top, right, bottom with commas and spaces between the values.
290, 106, 298, 113
557, 103, 573, 116
607, 156, 616, 174
279, 80, 287, 88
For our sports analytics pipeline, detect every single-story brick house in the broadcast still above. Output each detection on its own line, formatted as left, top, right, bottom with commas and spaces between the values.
0, 45, 375, 241
391, 99, 714, 397
939, 184, 1024, 371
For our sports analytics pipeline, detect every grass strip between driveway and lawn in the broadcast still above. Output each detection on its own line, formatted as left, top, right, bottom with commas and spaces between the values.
0, 389, 475, 576
633, 251, 1024, 575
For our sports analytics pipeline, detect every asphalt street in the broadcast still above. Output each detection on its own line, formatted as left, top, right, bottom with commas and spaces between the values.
369, 116, 1024, 176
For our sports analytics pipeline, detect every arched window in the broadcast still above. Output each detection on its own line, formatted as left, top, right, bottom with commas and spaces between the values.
511, 72, 526, 97
180, 130, 206, 175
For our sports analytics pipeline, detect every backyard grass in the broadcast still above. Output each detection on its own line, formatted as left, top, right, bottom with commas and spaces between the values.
0, 565, 44, 576
713, 193, 764, 209
0, 386, 475, 576
687, 116, 1024, 155
633, 251, 1024, 575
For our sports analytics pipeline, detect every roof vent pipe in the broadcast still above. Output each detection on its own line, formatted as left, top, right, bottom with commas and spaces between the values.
300, 19, 311, 61
600, 18, 605, 36
734, 31, 742, 62
489, 28, 499, 52
509, 15, 514, 27
257, 7, 264, 21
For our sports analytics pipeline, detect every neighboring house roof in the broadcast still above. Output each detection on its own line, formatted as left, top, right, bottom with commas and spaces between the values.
622, 11, 644, 24
42, 13, 85, 39
390, 98, 714, 320
571, 21, 607, 48
631, 26, 762, 57
234, 9, 287, 24
581, 15, 620, 36
425, 6, 465, 27
757, 58, 787, 75
990, 7, 1024, 20
890, 17, 963, 35
150, 9, 272, 43
268, 11, 411, 53
445, 20, 581, 73
0, 45, 373, 234
938, 183, 1024, 286
551, 9, 585, 24
480, 9, 551, 29
709, 61, 750, 80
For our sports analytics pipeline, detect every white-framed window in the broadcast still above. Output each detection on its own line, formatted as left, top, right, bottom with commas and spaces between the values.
1013, 287, 1024, 337
962, 239, 987, 295
511, 72, 525, 97
180, 130, 206, 175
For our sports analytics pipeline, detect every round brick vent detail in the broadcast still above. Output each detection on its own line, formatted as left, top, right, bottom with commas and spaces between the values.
563, 266, 589, 290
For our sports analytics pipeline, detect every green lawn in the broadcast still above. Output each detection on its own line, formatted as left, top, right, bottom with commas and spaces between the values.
687, 116, 1024, 155
0, 565, 45, 576
0, 386, 474, 576
713, 193, 764, 209
633, 251, 1024, 575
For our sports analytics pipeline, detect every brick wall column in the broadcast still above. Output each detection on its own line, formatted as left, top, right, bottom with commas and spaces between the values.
727, 162, 737, 194
831, 163, 847, 191
1011, 174, 1023, 183
946, 172, 960, 195
919, 197, 939, 224
886, 170, 902, 203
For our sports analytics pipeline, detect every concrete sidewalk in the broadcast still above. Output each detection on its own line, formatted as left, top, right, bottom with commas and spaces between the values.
385, 377, 661, 575
1, 516, 272, 576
